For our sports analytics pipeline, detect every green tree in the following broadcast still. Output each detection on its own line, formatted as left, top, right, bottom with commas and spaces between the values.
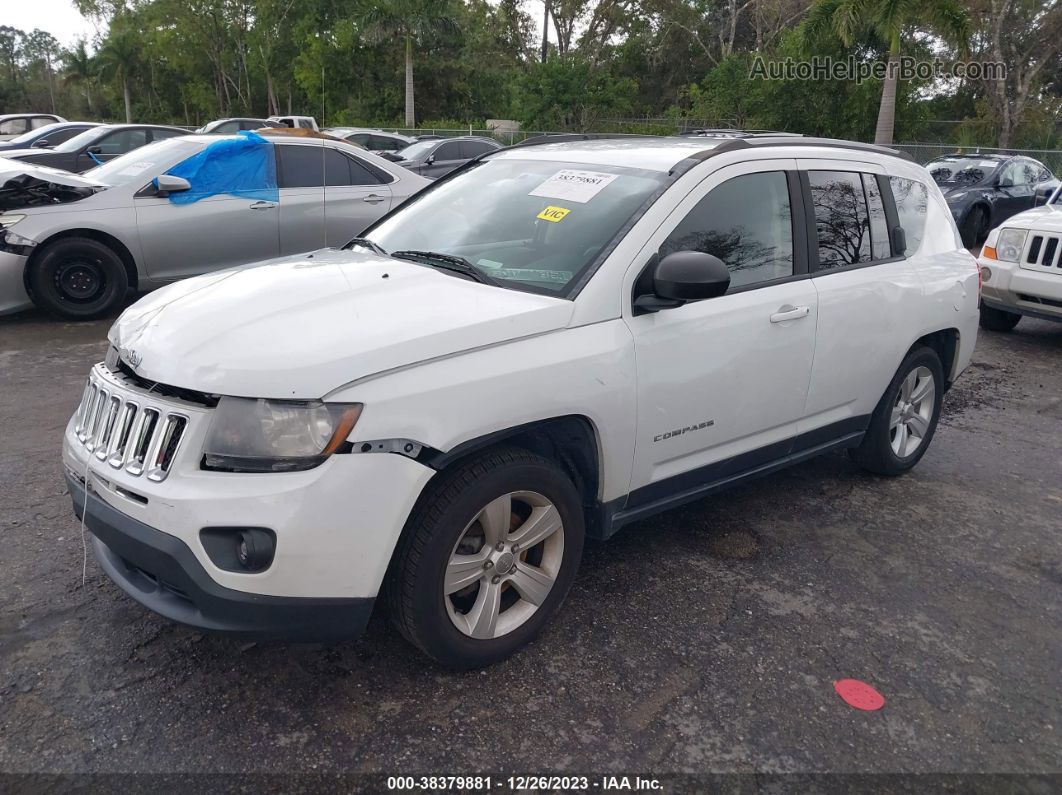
62, 39, 96, 115
801, 0, 968, 144
96, 27, 140, 122
358, 0, 461, 126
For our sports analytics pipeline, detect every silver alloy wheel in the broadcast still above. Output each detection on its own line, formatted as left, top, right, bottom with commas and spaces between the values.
890, 365, 935, 457
444, 490, 564, 640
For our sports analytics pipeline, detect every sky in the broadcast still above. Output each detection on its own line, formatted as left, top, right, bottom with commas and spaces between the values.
7, 0, 555, 50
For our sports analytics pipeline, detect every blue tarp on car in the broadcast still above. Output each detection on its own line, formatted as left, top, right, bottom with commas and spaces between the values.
161, 130, 278, 204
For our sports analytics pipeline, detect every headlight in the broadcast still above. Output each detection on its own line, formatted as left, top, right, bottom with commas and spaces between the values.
203, 397, 362, 473
993, 228, 1027, 262
0, 214, 26, 227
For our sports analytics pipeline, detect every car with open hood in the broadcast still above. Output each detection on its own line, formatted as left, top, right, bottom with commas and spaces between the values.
926, 153, 1057, 247
62, 133, 978, 668
0, 133, 429, 318
976, 183, 1062, 331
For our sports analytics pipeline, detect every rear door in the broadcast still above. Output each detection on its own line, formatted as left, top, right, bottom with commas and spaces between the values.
276, 143, 328, 255
323, 147, 393, 245
796, 161, 924, 437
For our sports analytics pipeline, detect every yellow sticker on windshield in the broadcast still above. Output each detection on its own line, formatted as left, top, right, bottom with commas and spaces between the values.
536, 205, 570, 223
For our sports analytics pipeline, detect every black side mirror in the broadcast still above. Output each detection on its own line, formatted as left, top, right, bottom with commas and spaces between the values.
32, 138, 51, 148
634, 251, 731, 314
425, 154, 435, 165
86, 145, 103, 155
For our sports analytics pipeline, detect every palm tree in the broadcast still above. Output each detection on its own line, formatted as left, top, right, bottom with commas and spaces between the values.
359, 0, 460, 127
96, 30, 139, 123
63, 39, 95, 116
801, 0, 967, 145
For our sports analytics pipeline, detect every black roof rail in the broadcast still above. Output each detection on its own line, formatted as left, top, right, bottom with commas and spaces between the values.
511, 132, 659, 148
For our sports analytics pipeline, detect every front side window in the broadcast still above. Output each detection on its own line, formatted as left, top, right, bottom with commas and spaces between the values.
460, 140, 497, 158
434, 142, 462, 161
365, 158, 666, 296
394, 140, 436, 161
808, 170, 872, 269
31, 116, 54, 129
660, 171, 794, 289
889, 177, 929, 255
95, 129, 149, 155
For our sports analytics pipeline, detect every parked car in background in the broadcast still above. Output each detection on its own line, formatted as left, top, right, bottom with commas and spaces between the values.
0, 124, 187, 173
0, 113, 66, 141
926, 153, 1057, 247
976, 184, 1062, 331
324, 127, 414, 153
60, 135, 977, 668
268, 115, 318, 131
0, 134, 429, 319
0, 121, 100, 153
196, 118, 283, 134
387, 135, 501, 178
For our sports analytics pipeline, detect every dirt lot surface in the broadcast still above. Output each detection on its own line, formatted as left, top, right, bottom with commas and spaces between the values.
1, 305, 1060, 786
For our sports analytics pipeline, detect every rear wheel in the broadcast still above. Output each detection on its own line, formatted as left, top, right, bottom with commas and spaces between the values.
385, 446, 584, 669
960, 206, 988, 248
28, 237, 128, 320
851, 346, 943, 476
979, 302, 1022, 332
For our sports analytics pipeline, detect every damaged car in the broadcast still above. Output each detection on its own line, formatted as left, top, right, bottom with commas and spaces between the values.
0, 132, 429, 319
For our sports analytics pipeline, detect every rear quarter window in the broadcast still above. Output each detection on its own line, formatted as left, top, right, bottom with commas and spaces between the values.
889, 177, 929, 255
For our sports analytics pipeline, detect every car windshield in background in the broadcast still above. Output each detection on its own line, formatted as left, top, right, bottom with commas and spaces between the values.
365, 158, 667, 296
927, 157, 1001, 186
48, 127, 105, 153
394, 140, 437, 160
83, 139, 203, 187
6, 123, 66, 145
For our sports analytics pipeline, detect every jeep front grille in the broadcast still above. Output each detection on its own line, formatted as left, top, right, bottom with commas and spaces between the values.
1023, 234, 1062, 272
73, 368, 191, 482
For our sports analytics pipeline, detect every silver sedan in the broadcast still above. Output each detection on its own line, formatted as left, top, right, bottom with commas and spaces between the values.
0, 134, 430, 319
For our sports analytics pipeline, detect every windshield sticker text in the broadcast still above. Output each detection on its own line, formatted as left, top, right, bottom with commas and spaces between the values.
529, 169, 619, 203
536, 205, 571, 222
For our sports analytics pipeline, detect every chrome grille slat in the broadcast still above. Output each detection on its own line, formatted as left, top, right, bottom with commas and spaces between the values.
72, 368, 194, 482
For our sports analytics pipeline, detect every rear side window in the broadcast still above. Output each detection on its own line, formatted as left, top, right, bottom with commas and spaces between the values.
889, 177, 929, 255
151, 128, 183, 141
660, 171, 794, 289
299, 119, 314, 129
321, 148, 387, 186
808, 171, 872, 269
279, 145, 325, 188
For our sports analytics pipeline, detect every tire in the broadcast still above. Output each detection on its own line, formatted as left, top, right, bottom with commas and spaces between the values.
959, 206, 987, 249
28, 237, 129, 320
850, 346, 944, 476
979, 302, 1021, 332
385, 446, 585, 669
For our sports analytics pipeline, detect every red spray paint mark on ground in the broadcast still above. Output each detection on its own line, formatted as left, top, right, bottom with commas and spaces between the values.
834, 679, 885, 711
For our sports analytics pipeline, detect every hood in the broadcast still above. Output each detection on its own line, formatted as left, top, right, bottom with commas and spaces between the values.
998, 204, 1062, 232
0, 158, 106, 210
108, 248, 575, 399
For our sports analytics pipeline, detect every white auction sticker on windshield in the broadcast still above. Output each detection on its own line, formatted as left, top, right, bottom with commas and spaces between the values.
116, 162, 153, 177
529, 169, 618, 203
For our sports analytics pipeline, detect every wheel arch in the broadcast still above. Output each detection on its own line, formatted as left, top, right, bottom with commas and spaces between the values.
911, 327, 959, 387
25, 228, 139, 292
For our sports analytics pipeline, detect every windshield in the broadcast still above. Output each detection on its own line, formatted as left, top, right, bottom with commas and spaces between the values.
365, 158, 667, 296
395, 140, 437, 160
82, 139, 203, 187
927, 157, 1001, 186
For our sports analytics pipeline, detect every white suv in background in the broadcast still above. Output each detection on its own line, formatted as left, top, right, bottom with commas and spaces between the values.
63, 134, 979, 668
977, 184, 1062, 331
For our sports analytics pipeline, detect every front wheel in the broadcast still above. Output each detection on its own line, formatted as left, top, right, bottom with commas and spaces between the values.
385, 447, 585, 669
851, 346, 944, 476
28, 237, 129, 320
979, 302, 1022, 332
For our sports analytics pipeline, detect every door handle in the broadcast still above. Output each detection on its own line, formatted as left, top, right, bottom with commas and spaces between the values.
770, 304, 810, 323
249, 201, 276, 210
362, 194, 386, 204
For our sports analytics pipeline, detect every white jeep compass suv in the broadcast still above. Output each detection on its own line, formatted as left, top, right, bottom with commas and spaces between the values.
63, 134, 979, 668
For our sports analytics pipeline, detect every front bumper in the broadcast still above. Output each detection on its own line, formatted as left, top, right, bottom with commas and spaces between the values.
68, 471, 373, 641
979, 255, 1062, 321
0, 249, 32, 316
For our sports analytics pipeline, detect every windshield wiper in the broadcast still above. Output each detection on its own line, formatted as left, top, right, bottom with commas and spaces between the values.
344, 237, 389, 256
390, 249, 499, 286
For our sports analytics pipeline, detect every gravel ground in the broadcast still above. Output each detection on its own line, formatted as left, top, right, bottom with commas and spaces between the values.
1, 305, 1060, 786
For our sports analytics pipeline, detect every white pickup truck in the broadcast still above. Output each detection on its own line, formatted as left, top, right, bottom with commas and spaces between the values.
63, 134, 979, 668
